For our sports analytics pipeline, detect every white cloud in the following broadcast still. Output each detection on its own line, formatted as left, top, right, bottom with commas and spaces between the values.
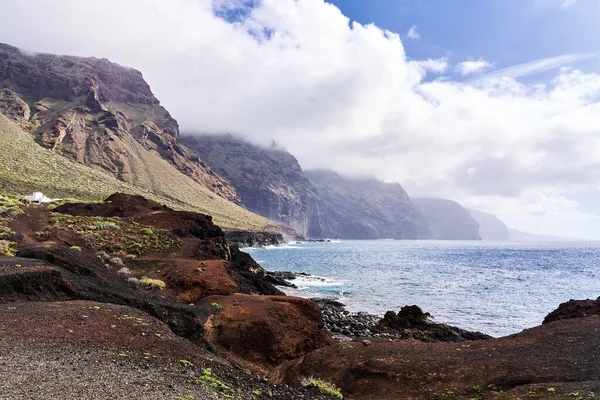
1, 0, 600, 237
411, 58, 448, 74
561, 0, 577, 8
455, 58, 493, 76
406, 25, 420, 40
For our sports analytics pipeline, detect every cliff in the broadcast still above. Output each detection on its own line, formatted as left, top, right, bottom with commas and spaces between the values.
412, 198, 481, 240
469, 209, 510, 241
182, 134, 323, 237
182, 135, 432, 239
306, 170, 431, 240
0, 43, 275, 231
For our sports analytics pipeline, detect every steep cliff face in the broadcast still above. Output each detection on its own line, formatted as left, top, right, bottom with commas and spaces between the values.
0, 43, 238, 203
182, 134, 322, 237
469, 209, 510, 241
412, 198, 481, 240
307, 170, 431, 240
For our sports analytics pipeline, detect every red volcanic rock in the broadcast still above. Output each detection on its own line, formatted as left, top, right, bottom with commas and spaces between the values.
199, 294, 333, 371
142, 258, 240, 303
543, 297, 600, 324
272, 316, 600, 400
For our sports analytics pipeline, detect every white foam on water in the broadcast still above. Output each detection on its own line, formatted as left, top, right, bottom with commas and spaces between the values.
291, 274, 345, 288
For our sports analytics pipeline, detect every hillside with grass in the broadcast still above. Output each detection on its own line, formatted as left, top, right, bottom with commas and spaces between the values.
0, 114, 273, 231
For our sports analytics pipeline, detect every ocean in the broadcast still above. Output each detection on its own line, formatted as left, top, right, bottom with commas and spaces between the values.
245, 240, 600, 337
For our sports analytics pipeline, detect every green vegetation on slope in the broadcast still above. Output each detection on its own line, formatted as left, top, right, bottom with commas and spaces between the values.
0, 114, 273, 231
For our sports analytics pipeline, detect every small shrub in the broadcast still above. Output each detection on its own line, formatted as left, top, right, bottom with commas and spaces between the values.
0, 240, 17, 256
179, 359, 193, 367
139, 227, 154, 235
300, 377, 343, 399
140, 278, 166, 290
70, 245, 81, 252
197, 368, 231, 393
88, 220, 120, 231
117, 267, 132, 276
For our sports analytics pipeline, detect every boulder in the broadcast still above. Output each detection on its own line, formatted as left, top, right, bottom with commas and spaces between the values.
199, 294, 333, 371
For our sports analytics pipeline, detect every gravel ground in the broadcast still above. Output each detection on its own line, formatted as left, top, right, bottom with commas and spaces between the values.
0, 338, 216, 400
0, 300, 335, 400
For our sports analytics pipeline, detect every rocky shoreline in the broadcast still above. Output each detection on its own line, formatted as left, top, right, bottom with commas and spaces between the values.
1, 194, 599, 399
267, 271, 492, 342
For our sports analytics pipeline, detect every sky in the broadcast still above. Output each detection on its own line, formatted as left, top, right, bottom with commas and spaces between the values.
1, 0, 600, 238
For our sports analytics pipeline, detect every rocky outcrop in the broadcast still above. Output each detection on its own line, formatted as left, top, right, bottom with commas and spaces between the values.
470, 209, 510, 240
307, 170, 431, 239
198, 294, 333, 372
315, 299, 491, 342
273, 315, 600, 399
0, 89, 30, 128
0, 42, 239, 203
3, 194, 282, 329
182, 134, 321, 237
543, 297, 600, 324
412, 198, 481, 240
377, 305, 491, 342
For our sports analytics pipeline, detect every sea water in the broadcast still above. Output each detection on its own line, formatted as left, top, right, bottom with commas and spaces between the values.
245, 240, 600, 337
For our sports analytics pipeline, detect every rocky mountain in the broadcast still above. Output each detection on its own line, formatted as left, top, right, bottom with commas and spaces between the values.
306, 170, 431, 239
412, 198, 481, 240
0, 43, 274, 231
182, 134, 322, 237
183, 135, 431, 239
469, 209, 510, 241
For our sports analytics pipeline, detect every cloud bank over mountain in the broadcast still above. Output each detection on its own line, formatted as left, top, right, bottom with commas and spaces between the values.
1, 0, 600, 237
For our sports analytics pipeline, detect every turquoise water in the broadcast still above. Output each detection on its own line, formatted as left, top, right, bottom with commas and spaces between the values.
245, 240, 600, 337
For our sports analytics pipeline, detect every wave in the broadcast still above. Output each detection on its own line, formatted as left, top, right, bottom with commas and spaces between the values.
291, 274, 345, 288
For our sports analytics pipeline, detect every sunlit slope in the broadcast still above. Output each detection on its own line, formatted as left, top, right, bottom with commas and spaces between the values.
0, 114, 274, 231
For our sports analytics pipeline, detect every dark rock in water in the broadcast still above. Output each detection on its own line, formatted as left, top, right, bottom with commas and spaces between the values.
264, 271, 309, 289
543, 297, 600, 324
380, 305, 431, 329
313, 298, 491, 343
224, 230, 285, 248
